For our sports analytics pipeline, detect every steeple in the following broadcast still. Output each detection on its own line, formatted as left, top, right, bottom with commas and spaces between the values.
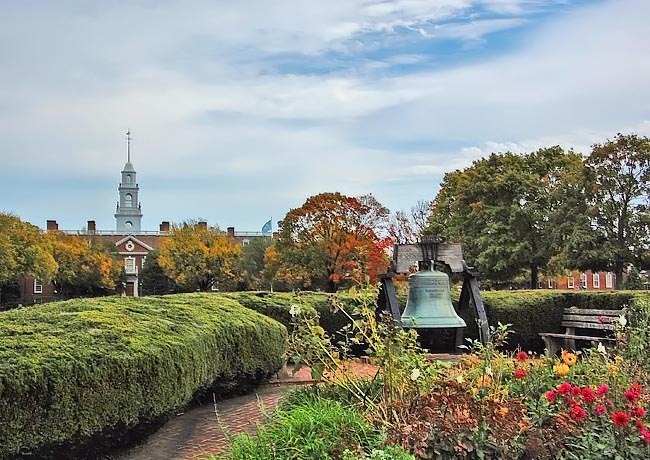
114, 130, 143, 233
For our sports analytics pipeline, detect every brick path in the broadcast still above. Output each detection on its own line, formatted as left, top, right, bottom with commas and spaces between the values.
113, 357, 456, 460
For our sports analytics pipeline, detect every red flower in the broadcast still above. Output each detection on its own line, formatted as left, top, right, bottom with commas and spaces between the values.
558, 382, 572, 394
595, 404, 607, 416
571, 385, 582, 396
546, 390, 558, 403
570, 405, 587, 421
581, 387, 596, 403
598, 316, 607, 323
612, 411, 630, 427
629, 383, 643, 396
625, 390, 639, 402
635, 407, 646, 417
514, 368, 527, 379
596, 384, 609, 397
515, 351, 528, 362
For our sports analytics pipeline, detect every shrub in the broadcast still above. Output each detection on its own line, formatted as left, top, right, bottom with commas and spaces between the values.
214, 396, 387, 460
0, 293, 287, 459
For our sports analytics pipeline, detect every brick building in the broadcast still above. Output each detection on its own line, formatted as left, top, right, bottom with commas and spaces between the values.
539, 270, 616, 290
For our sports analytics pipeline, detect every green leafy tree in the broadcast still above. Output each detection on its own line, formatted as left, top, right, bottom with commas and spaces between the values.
624, 265, 644, 290
274, 192, 391, 292
581, 133, 650, 289
238, 237, 274, 290
158, 221, 242, 291
424, 147, 586, 288
140, 250, 178, 295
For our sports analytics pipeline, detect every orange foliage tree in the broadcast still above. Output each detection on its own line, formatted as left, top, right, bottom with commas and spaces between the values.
50, 233, 123, 299
273, 192, 392, 292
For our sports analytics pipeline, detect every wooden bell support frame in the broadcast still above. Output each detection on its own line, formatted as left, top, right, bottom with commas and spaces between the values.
378, 241, 490, 346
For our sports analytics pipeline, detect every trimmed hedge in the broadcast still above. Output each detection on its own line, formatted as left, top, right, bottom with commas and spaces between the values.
480, 290, 642, 352
0, 293, 287, 459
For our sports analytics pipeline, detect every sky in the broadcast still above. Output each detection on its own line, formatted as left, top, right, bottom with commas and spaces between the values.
1, 0, 649, 234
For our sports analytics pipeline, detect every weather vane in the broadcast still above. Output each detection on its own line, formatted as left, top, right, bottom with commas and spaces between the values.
126, 130, 132, 162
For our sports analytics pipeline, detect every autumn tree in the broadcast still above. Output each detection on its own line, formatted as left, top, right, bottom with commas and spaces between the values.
238, 237, 274, 290
424, 147, 586, 288
0, 213, 57, 304
580, 133, 650, 289
274, 192, 391, 292
389, 200, 432, 244
158, 221, 242, 292
50, 233, 123, 299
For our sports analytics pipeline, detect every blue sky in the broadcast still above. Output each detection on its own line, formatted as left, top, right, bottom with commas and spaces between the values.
1, 0, 649, 233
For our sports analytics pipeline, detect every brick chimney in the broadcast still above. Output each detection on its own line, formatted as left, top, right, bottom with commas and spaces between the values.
227, 227, 235, 238
87, 220, 96, 234
46, 220, 58, 232
159, 221, 170, 232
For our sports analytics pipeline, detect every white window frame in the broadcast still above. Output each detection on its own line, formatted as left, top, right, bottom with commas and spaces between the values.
580, 273, 587, 289
606, 272, 614, 289
125, 257, 137, 274
593, 273, 600, 288
125, 193, 133, 207
567, 276, 575, 288
548, 279, 555, 289
34, 279, 43, 294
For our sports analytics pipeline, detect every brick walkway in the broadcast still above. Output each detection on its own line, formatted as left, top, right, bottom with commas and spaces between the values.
114, 357, 456, 460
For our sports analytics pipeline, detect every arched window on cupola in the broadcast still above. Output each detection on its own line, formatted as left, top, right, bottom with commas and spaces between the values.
125, 193, 133, 207
126, 174, 132, 184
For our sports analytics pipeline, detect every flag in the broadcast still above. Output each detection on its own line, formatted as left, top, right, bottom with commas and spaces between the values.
261, 219, 272, 234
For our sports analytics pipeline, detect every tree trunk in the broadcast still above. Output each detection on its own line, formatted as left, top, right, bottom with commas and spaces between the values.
615, 259, 625, 290
530, 265, 539, 289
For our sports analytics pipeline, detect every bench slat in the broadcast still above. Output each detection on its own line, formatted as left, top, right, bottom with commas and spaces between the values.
561, 320, 617, 330
562, 314, 618, 324
563, 308, 623, 316
539, 332, 615, 341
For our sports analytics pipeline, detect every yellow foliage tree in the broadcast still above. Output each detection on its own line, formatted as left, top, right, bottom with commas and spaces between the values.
158, 222, 242, 291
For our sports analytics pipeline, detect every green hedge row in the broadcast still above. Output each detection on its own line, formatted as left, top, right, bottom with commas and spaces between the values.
0, 293, 287, 459
480, 290, 643, 351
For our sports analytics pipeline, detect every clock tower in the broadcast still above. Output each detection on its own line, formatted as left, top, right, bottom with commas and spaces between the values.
114, 130, 143, 233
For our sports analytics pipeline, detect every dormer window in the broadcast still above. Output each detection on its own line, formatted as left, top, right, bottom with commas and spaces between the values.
125, 193, 133, 207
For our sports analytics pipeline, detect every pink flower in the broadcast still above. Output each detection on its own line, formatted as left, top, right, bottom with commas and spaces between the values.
643, 430, 650, 444
612, 411, 630, 427
571, 385, 582, 396
570, 405, 587, 421
629, 383, 643, 396
598, 316, 607, 323
634, 407, 646, 417
596, 384, 609, 397
514, 368, 527, 379
595, 404, 607, 416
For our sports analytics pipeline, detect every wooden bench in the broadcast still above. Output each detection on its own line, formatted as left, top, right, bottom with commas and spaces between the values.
539, 307, 623, 356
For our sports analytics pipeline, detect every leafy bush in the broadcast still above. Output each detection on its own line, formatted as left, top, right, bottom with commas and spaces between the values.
0, 293, 287, 459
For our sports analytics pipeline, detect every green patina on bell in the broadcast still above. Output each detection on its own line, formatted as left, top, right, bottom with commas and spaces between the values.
401, 267, 466, 329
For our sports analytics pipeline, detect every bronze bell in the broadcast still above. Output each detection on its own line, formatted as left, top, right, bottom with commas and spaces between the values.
401, 265, 466, 329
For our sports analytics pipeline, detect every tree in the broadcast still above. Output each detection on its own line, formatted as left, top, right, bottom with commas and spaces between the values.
140, 250, 177, 295
50, 233, 123, 299
389, 200, 432, 244
582, 133, 650, 289
0, 214, 57, 305
274, 192, 391, 292
424, 147, 586, 288
238, 237, 274, 290
158, 221, 242, 291
624, 265, 644, 290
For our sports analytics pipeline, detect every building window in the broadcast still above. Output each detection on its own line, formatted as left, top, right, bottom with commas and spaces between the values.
606, 272, 614, 288
125, 193, 133, 207
537, 281, 543, 289
548, 279, 556, 289
142, 256, 147, 268
567, 276, 575, 288
34, 279, 43, 294
126, 174, 132, 184
593, 273, 600, 288
125, 257, 136, 274
580, 273, 587, 289
242, 239, 250, 246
